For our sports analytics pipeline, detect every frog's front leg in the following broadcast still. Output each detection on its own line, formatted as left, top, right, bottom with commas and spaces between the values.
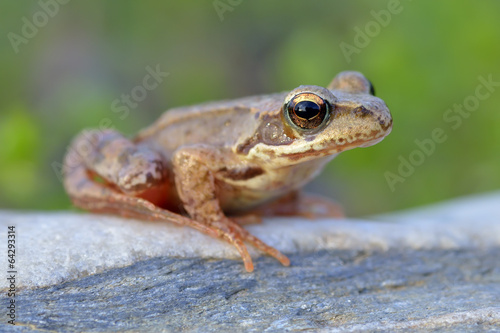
172, 146, 290, 272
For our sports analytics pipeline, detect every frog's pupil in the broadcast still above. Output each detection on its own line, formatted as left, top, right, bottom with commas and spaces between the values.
294, 101, 320, 120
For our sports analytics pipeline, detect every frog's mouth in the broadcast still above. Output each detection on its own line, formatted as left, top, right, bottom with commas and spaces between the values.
332, 120, 392, 153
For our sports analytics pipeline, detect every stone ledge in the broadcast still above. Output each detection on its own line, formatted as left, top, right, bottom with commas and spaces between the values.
2, 191, 500, 331
1, 191, 500, 289
5, 248, 500, 332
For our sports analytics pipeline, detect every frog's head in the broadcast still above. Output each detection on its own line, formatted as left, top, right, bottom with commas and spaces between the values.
245, 71, 392, 167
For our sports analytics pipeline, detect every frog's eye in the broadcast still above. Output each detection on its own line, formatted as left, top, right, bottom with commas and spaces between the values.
285, 93, 329, 130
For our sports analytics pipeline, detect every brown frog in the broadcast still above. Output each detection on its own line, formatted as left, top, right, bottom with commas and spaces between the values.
63, 71, 392, 272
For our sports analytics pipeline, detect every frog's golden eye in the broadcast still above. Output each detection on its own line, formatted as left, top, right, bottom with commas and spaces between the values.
285, 93, 329, 130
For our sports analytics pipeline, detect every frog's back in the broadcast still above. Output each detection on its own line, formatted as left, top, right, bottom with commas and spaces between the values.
134, 92, 285, 154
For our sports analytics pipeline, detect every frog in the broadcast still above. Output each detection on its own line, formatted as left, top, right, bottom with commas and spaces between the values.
63, 71, 392, 272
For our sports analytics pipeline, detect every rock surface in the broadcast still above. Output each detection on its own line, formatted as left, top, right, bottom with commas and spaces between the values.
8, 249, 500, 332
1, 191, 500, 331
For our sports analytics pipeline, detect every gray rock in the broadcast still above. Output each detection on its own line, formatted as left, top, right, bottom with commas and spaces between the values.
6, 249, 500, 332
1, 191, 500, 331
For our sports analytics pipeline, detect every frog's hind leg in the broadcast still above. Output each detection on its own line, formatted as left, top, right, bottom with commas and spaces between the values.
63, 130, 216, 233
250, 191, 345, 219
230, 192, 344, 226
65, 130, 171, 198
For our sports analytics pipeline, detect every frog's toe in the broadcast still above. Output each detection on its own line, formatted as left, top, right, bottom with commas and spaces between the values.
209, 218, 255, 272
223, 218, 290, 268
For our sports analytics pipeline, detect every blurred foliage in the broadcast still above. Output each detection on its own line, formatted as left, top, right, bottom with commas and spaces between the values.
0, 1, 499, 215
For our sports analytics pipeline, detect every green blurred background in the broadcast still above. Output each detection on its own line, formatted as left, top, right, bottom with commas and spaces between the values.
1, 1, 499, 216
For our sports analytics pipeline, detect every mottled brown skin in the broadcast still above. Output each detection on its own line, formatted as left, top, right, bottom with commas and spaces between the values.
63, 71, 392, 272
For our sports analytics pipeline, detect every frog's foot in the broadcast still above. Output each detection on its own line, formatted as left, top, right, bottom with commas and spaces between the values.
251, 191, 345, 219
210, 217, 290, 272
